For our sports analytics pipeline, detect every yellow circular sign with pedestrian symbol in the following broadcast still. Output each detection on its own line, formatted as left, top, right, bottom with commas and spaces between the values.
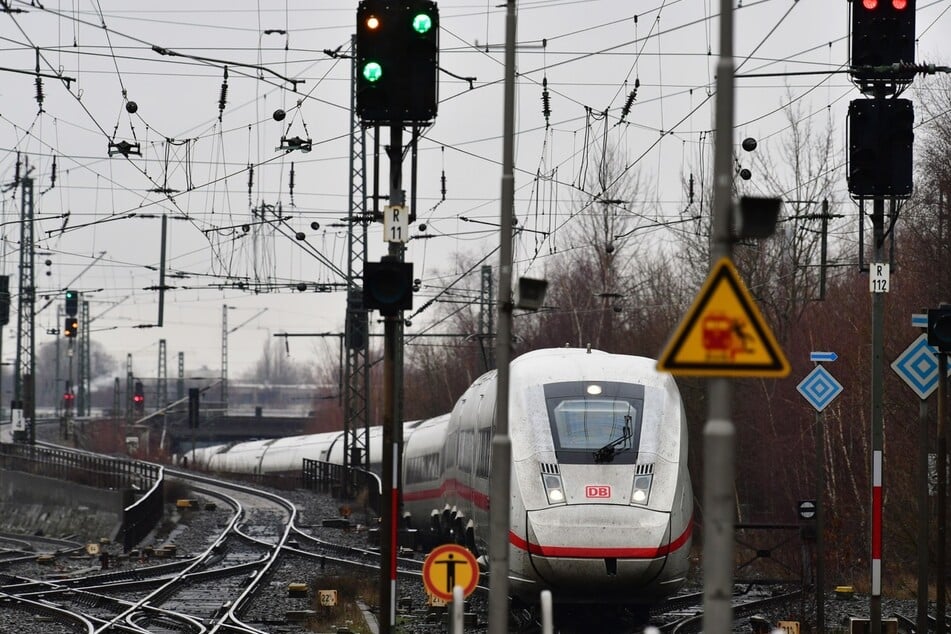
422, 544, 479, 601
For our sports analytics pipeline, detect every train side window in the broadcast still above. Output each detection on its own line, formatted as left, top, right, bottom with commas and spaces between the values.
476, 427, 491, 478
459, 429, 475, 474
406, 452, 441, 484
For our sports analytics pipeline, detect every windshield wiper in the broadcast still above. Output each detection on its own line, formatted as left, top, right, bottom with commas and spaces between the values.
593, 418, 632, 464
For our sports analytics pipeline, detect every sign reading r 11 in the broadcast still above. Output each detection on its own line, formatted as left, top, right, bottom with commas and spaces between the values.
384, 205, 408, 243
870, 263, 889, 294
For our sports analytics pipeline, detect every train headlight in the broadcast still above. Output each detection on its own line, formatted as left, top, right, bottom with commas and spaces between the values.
631, 474, 652, 505
542, 473, 566, 505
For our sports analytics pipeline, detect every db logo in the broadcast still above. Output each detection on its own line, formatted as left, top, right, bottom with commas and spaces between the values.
585, 485, 611, 498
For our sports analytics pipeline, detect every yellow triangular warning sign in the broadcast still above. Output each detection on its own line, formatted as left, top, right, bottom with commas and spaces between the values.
657, 258, 790, 377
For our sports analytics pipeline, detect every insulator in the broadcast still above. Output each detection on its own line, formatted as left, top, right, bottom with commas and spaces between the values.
247, 163, 254, 204
688, 173, 695, 204
440, 170, 446, 200
289, 162, 295, 205
218, 85, 228, 118
541, 77, 551, 126
49, 155, 57, 187
620, 93, 635, 123
35, 76, 44, 110
619, 79, 640, 124
218, 67, 229, 119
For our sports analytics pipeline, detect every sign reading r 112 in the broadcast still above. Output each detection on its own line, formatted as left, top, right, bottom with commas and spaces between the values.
869, 263, 889, 294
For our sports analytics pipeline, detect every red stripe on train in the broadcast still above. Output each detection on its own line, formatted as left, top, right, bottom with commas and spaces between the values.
402, 478, 490, 509
509, 519, 693, 559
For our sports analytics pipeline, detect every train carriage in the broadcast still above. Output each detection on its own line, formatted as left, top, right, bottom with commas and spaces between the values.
185, 347, 693, 606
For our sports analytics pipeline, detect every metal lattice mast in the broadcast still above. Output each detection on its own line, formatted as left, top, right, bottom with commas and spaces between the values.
221, 304, 228, 410
78, 299, 90, 416
480, 265, 495, 371
112, 377, 120, 433
125, 353, 133, 423
158, 339, 167, 409
177, 351, 185, 401
54, 304, 62, 419
344, 33, 371, 477
12, 174, 36, 443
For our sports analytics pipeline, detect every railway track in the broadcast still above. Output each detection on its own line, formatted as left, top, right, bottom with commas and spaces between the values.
1, 470, 301, 632
3, 465, 936, 633
0, 465, 463, 633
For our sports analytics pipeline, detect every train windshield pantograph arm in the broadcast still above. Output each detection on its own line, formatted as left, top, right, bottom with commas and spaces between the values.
593, 416, 633, 464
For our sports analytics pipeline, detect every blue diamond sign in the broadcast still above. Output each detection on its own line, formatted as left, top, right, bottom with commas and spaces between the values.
797, 365, 844, 412
891, 334, 949, 400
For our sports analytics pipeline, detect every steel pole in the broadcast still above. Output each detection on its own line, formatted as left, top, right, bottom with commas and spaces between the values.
918, 395, 929, 634
938, 350, 947, 634
870, 196, 885, 634
817, 408, 825, 632
379, 122, 405, 634
488, 1, 516, 632
380, 312, 397, 634
703, 2, 735, 632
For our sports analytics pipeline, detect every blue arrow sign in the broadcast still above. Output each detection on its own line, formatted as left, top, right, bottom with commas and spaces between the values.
891, 334, 950, 399
797, 365, 844, 412
810, 351, 838, 363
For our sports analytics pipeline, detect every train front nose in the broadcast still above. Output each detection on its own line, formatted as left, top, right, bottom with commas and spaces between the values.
523, 505, 685, 603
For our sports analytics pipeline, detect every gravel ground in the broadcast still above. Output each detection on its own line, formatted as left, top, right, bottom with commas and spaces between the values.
0, 477, 937, 633
749, 590, 927, 633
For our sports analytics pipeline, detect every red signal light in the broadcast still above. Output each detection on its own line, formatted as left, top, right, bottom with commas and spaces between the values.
862, 0, 878, 8
133, 394, 144, 403
892, 0, 907, 8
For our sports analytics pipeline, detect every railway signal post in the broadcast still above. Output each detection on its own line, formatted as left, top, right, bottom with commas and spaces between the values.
798, 352, 844, 633
356, 2, 439, 631
848, 3, 917, 632
928, 305, 950, 634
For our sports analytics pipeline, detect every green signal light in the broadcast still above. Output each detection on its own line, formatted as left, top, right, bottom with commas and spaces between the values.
362, 62, 383, 83
412, 13, 432, 34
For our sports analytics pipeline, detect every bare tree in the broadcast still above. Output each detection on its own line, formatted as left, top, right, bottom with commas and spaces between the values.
242, 337, 310, 385
533, 146, 657, 351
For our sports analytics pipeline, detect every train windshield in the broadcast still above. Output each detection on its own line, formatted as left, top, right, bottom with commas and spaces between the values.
543, 381, 644, 464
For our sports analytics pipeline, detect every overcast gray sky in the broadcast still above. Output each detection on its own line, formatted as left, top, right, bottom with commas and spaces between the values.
0, 0, 947, 381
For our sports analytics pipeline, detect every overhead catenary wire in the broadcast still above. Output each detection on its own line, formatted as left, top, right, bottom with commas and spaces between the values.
0, 0, 944, 357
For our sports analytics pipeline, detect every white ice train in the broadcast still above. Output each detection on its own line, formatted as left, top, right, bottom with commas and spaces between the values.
189, 347, 693, 605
